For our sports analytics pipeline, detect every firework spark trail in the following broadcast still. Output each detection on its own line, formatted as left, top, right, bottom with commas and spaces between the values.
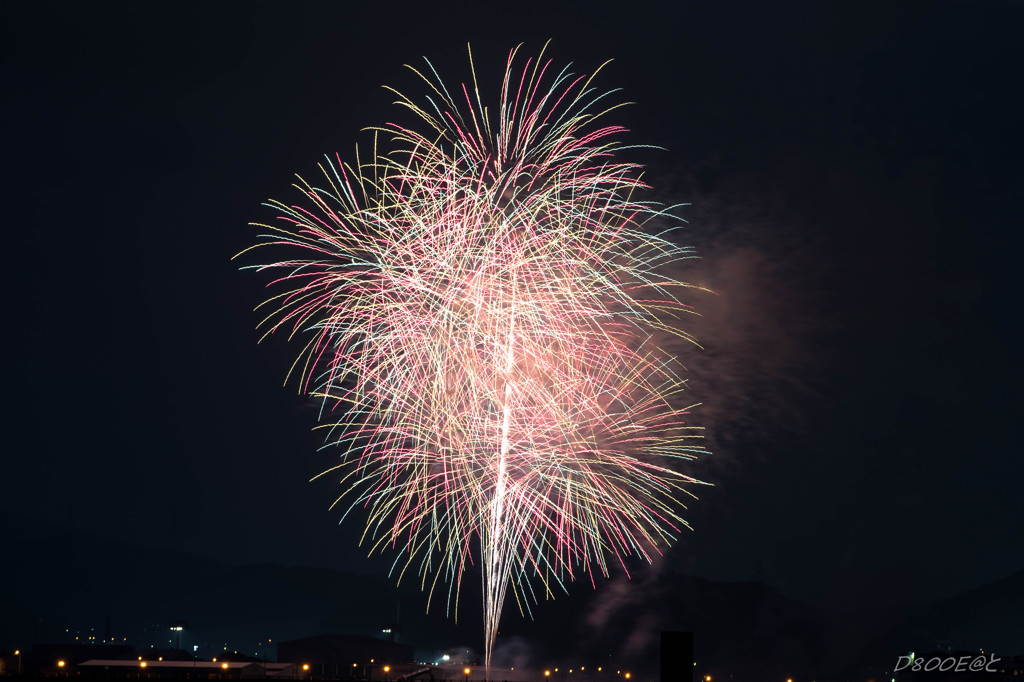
239, 42, 708, 672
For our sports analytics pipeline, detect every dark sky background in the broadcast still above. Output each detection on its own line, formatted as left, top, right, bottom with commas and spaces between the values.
3, 0, 1021, 618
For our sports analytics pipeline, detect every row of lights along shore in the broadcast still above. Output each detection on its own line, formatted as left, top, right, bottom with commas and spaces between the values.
23, 657, 807, 682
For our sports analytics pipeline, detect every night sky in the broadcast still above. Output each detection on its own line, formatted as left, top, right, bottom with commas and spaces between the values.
4, 0, 1021, 620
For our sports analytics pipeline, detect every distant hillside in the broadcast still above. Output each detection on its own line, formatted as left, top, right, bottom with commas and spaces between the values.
1, 522, 1020, 680
0, 524, 471, 658
890, 568, 1024, 654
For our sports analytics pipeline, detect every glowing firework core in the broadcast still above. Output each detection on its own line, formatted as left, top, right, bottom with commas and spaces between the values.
241, 43, 707, 671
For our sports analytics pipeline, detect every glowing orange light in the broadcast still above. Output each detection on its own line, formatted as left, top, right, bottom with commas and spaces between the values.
222, 662, 229, 669
58, 660, 66, 668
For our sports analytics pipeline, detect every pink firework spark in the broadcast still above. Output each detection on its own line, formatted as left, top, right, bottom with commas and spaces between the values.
239, 42, 708, 671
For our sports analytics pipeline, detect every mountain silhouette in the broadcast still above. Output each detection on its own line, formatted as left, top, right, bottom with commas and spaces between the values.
1, 521, 1020, 680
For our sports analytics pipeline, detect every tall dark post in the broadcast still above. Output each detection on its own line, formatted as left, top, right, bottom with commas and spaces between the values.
660, 631, 693, 682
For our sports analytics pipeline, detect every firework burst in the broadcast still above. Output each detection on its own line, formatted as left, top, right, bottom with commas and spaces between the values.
238, 43, 708, 670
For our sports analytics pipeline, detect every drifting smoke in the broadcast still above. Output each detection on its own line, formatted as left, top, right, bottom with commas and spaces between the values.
572, 161, 834, 664
655, 162, 832, 470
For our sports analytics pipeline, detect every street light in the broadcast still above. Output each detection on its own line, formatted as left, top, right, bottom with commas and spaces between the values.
14, 650, 21, 675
